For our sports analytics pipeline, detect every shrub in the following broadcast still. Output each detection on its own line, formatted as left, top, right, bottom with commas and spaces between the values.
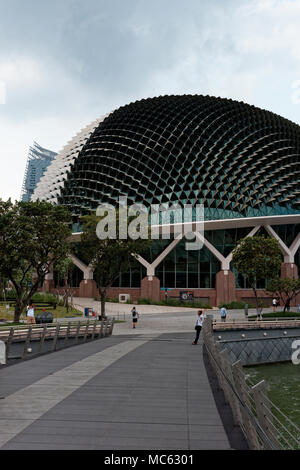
219, 301, 258, 309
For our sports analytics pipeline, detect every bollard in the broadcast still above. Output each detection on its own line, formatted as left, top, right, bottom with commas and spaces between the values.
75, 321, 81, 344
104, 319, 110, 336
22, 326, 32, 359
64, 322, 71, 347
91, 319, 97, 340
52, 323, 60, 351
0, 341, 6, 365
109, 318, 115, 335
6, 327, 14, 360
39, 324, 48, 353
84, 319, 90, 342
100, 319, 105, 337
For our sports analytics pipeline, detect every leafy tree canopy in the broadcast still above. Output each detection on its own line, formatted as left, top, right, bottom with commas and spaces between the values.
80, 211, 151, 315
266, 277, 300, 313
232, 235, 282, 286
0, 199, 72, 321
232, 235, 282, 311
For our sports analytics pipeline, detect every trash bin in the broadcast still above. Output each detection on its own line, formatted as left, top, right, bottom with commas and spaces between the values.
84, 307, 93, 317
35, 311, 54, 324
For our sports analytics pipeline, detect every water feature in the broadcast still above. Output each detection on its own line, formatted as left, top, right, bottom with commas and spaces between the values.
245, 362, 300, 427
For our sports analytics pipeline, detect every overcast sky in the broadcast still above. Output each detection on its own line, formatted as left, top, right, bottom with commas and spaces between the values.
0, 0, 300, 201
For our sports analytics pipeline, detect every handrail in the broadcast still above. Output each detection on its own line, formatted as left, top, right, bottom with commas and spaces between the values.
203, 315, 300, 450
0, 317, 115, 365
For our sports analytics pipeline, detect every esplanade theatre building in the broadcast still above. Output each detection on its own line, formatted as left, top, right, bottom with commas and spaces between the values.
33, 95, 300, 307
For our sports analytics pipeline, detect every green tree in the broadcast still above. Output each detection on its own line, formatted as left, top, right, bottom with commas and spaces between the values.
80, 211, 151, 317
232, 235, 282, 312
0, 199, 71, 322
55, 258, 76, 312
266, 277, 300, 313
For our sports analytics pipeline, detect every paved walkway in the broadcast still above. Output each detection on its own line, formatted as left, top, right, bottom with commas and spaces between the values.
72, 297, 278, 322
0, 310, 248, 450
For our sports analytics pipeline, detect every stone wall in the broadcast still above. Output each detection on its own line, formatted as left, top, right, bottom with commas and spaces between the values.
214, 327, 300, 366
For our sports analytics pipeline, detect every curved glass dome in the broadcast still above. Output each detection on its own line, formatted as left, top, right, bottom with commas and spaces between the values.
58, 94, 300, 220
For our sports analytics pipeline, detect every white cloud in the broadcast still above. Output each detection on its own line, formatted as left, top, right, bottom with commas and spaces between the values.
0, 80, 6, 104
0, 57, 42, 90
0, 112, 103, 202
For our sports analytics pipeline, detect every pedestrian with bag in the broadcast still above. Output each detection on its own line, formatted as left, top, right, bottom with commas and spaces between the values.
192, 310, 204, 345
131, 306, 139, 329
220, 306, 227, 322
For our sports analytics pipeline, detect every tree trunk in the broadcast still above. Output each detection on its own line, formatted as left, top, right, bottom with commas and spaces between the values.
64, 277, 69, 313
70, 289, 74, 310
100, 290, 106, 318
65, 291, 69, 313
14, 300, 26, 323
252, 283, 259, 315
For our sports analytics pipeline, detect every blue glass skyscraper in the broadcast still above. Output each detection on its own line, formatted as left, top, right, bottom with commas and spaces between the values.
21, 142, 57, 202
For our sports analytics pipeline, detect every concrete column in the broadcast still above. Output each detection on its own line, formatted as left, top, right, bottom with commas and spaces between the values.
281, 262, 299, 279
216, 270, 236, 307
79, 279, 98, 298
42, 265, 55, 292
141, 276, 161, 302
42, 279, 55, 292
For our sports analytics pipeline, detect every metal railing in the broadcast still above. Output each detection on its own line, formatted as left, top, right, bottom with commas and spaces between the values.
203, 316, 300, 450
0, 318, 115, 365
213, 319, 300, 330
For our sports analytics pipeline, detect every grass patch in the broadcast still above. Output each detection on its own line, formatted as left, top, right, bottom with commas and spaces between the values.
134, 297, 211, 309
0, 321, 25, 327
0, 304, 82, 322
94, 296, 212, 309
219, 301, 259, 309
248, 311, 300, 320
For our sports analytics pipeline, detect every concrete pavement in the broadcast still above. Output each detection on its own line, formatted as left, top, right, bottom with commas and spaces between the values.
0, 304, 248, 450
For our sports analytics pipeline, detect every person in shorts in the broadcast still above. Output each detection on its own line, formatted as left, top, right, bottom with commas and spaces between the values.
192, 310, 204, 345
131, 307, 139, 329
26, 304, 35, 326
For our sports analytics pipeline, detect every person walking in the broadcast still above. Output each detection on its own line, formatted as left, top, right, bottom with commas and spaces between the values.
26, 303, 35, 326
192, 310, 204, 345
220, 306, 227, 322
131, 306, 139, 329
257, 306, 263, 321
272, 298, 277, 312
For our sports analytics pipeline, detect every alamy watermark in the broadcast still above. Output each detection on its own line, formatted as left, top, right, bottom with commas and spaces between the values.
95, 197, 204, 250
0, 80, 6, 104
291, 340, 300, 365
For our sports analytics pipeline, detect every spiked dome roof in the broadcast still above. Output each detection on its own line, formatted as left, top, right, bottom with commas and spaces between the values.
36, 95, 300, 221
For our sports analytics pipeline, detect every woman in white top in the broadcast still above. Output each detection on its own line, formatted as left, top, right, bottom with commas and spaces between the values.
192, 310, 204, 345
26, 304, 35, 326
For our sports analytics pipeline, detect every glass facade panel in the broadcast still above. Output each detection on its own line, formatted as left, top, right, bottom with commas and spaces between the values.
155, 238, 220, 289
